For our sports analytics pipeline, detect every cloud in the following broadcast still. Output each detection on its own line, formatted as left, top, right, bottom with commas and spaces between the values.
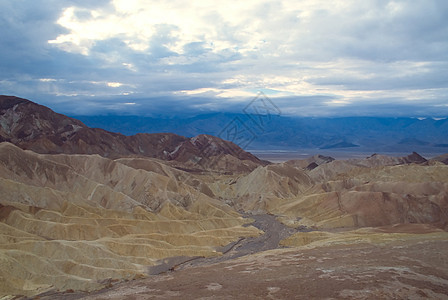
0, 0, 447, 117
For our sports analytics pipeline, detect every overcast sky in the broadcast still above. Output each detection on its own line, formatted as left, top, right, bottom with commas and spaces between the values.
1, 0, 447, 117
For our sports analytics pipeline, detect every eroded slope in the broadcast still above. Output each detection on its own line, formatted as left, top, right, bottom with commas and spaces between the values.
0, 143, 260, 297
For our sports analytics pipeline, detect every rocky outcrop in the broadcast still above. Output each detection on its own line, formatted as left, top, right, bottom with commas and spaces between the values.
432, 153, 448, 165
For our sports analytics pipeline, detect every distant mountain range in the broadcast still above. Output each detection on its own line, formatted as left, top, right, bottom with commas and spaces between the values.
73, 112, 448, 153
2, 94, 447, 157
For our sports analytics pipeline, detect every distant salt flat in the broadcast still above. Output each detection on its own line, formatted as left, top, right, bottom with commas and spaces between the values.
248, 149, 447, 163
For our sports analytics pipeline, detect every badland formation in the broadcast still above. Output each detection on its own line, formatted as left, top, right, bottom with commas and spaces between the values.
1, 95, 447, 299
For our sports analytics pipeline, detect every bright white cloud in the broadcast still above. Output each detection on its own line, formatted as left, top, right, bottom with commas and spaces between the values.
49, 0, 273, 55
107, 82, 122, 87
178, 87, 255, 99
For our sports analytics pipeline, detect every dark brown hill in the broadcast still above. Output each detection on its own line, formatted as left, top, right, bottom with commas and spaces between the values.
0, 95, 264, 170
285, 154, 335, 169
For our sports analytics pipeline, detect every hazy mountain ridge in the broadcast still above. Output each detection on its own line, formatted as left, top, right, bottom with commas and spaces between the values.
74, 113, 448, 152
